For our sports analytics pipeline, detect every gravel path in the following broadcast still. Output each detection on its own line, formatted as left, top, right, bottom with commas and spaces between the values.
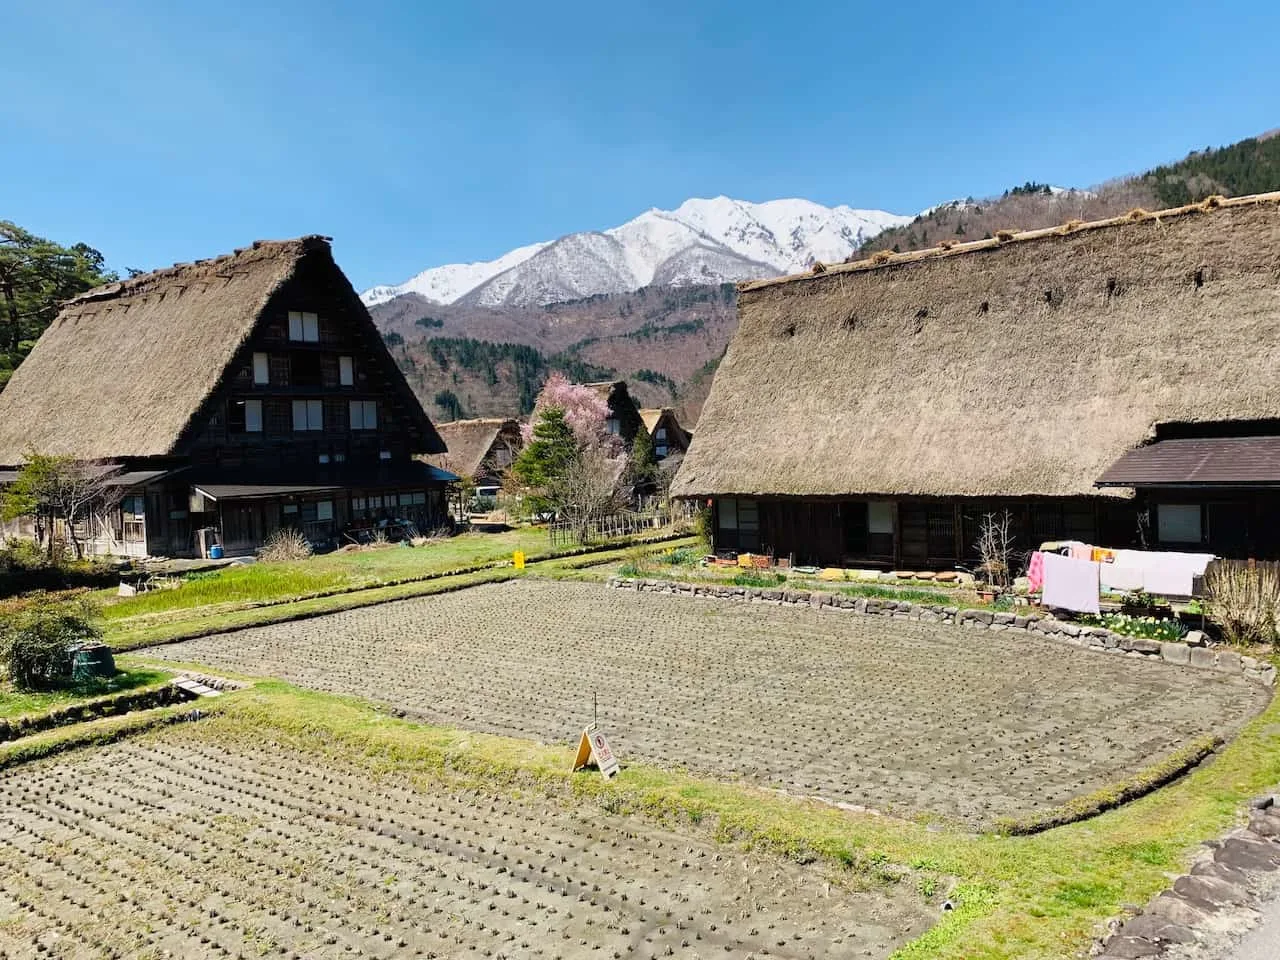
151, 580, 1270, 826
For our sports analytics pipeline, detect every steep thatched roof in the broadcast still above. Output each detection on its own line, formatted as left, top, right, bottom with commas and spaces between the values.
425, 418, 520, 479
672, 192, 1280, 499
640, 408, 692, 448
0, 236, 442, 465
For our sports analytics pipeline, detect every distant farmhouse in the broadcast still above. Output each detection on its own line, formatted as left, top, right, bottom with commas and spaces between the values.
673, 193, 1280, 566
639, 408, 691, 461
0, 236, 455, 557
584, 381, 644, 445
426, 418, 523, 496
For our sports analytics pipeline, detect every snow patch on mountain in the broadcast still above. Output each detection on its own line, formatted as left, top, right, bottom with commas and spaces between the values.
363, 196, 913, 309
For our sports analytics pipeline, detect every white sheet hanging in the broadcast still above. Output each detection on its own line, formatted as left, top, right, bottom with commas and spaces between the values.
1042, 551, 1101, 614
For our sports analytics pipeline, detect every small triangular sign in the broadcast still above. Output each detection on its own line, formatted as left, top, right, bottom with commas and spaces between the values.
573, 722, 620, 779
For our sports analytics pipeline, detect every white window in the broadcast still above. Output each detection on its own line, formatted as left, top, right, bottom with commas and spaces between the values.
316, 500, 334, 521
339, 356, 354, 386
656, 427, 667, 441
719, 498, 737, 529
252, 352, 269, 385
606, 418, 620, 435
411, 492, 426, 505
288, 311, 319, 342
282, 504, 299, 515
868, 501, 894, 535
318, 454, 330, 464
379, 450, 392, 461
292, 399, 323, 431
244, 399, 263, 433
334, 452, 346, 462
1158, 504, 1202, 544
350, 400, 378, 430
352, 497, 366, 511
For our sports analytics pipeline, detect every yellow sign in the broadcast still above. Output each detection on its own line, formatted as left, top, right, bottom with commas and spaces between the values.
513, 550, 525, 570
573, 723, 620, 779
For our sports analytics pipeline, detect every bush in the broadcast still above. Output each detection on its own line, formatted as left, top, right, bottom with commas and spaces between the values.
0, 593, 102, 690
1206, 560, 1280, 647
659, 547, 701, 566
693, 507, 713, 549
618, 546, 656, 579
258, 528, 313, 563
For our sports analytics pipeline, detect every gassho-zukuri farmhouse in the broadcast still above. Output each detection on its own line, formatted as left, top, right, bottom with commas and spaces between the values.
671, 192, 1280, 567
0, 236, 456, 558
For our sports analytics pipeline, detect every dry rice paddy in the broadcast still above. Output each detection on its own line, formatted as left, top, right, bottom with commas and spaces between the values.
149, 580, 1268, 826
0, 719, 930, 959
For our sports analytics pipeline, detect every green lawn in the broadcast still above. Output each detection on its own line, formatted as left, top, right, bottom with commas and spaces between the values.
0, 667, 171, 720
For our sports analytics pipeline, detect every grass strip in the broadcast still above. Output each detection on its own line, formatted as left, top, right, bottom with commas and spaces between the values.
994, 734, 1223, 835
107, 537, 700, 651
0, 698, 227, 772
0, 674, 182, 742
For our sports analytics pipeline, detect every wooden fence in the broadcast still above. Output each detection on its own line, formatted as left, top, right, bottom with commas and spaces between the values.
547, 501, 697, 548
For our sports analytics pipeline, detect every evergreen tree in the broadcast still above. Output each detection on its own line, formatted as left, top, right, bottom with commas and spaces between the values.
511, 406, 578, 516
628, 429, 658, 488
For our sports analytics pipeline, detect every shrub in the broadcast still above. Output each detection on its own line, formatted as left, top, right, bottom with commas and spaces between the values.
258, 528, 313, 563
0, 593, 102, 690
693, 507, 713, 549
731, 570, 786, 588
1205, 560, 1280, 647
659, 547, 701, 567
618, 546, 656, 579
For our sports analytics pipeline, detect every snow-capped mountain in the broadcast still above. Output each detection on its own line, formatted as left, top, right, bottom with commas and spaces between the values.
361, 197, 911, 309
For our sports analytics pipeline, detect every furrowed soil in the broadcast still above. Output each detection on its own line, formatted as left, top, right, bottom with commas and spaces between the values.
0, 718, 931, 959
149, 580, 1269, 826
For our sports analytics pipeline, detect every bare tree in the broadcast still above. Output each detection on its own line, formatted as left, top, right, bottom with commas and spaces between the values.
555, 441, 628, 544
974, 510, 1016, 590
0, 453, 123, 560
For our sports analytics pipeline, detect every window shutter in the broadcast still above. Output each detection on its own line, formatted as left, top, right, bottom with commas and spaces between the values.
292, 400, 308, 431
288, 312, 303, 341
308, 399, 323, 430
252, 353, 269, 384
245, 399, 263, 433
339, 356, 354, 386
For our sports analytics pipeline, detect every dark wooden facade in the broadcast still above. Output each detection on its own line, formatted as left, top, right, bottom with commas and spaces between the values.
710, 496, 1143, 569
109, 253, 450, 558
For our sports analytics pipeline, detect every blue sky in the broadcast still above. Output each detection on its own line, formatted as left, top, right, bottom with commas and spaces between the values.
2, 0, 1277, 290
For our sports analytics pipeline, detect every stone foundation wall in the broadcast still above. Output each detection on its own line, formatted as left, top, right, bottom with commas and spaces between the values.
607, 577, 1277, 687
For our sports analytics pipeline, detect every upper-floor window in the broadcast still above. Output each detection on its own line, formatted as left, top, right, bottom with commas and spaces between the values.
655, 427, 667, 441
252, 353, 269, 385
339, 356, 354, 386
292, 399, 323, 432
350, 400, 378, 431
229, 399, 263, 433
606, 418, 620, 435
288, 311, 319, 342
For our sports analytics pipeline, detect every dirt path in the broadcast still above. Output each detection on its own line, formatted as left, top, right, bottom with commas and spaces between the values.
0, 721, 930, 959
150, 580, 1270, 826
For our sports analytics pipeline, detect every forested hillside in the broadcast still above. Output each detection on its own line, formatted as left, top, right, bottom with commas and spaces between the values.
861, 132, 1280, 257
371, 283, 737, 424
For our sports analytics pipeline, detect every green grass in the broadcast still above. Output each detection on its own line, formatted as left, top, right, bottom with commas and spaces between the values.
0, 667, 171, 720
103, 537, 699, 651
98, 527, 558, 622
840, 583, 955, 605
131, 678, 1280, 960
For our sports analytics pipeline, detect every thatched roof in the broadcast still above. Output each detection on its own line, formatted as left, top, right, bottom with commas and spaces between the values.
672, 192, 1280, 499
425, 418, 520, 479
640, 408, 692, 447
0, 236, 442, 465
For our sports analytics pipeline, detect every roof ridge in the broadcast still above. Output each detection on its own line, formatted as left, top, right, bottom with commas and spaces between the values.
740, 191, 1280, 293
67, 235, 333, 307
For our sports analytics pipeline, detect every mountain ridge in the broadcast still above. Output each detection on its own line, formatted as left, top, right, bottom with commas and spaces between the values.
362, 196, 911, 308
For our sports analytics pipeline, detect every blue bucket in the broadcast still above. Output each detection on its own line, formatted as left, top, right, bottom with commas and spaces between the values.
209, 545, 224, 559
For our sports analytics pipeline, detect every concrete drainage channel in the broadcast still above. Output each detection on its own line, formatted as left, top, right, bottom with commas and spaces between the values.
1096, 794, 1280, 959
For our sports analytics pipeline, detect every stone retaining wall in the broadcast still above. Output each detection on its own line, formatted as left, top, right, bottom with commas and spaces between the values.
607, 577, 1277, 687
